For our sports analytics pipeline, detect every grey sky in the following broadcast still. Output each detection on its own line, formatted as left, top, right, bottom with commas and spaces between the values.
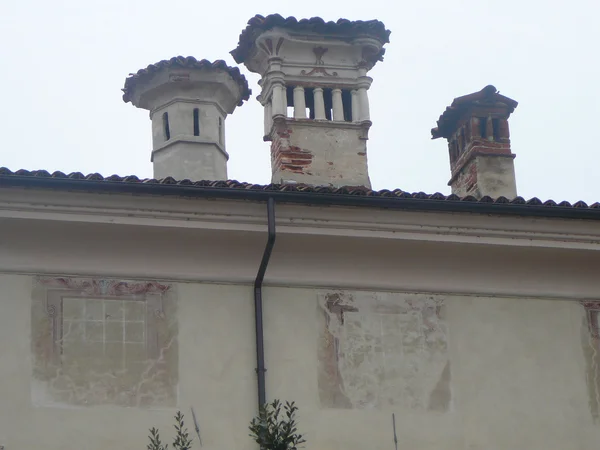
1, 0, 599, 203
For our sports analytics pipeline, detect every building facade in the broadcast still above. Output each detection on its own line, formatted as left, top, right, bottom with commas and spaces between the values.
0, 13, 600, 450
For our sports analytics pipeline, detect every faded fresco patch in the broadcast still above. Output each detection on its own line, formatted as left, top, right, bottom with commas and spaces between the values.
580, 301, 600, 421
31, 277, 178, 408
318, 291, 450, 411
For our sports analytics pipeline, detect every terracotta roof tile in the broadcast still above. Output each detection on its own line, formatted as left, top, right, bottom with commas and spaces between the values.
231, 14, 391, 64
122, 56, 251, 105
0, 167, 598, 218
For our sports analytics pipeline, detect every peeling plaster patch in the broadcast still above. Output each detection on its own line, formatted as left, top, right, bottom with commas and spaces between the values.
318, 291, 450, 411
31, 277, 178, 408
580, 301, 600, 420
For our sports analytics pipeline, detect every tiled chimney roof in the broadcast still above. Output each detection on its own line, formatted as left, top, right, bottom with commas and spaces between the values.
230, 14, 391, 64
431, 85, 518, 140
122, 56, 251, 105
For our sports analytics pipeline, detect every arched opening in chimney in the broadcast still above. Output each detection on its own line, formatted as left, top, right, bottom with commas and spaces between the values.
342, 89, 353, 122
218, 117, 223, 145
162, 112, 170, 141
479, 117, 487, 139
282, 86, 355, 122
492, 118, 500, 141
304, 88, 315, 119
193, 109, 200, 136
323, 88, 333, 120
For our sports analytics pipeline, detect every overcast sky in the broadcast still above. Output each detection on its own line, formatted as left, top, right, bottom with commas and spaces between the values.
1, 0, 599, 203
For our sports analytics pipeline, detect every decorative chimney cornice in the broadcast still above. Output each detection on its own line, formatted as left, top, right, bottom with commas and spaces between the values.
230, 14, 390, 66
122, 56, 251, 106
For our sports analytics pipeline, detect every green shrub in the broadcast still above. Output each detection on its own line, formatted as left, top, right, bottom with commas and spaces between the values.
249, 400, 306, 450
147, 411, 193, 450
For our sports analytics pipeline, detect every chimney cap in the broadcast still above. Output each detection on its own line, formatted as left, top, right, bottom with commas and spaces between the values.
431, 85, 518, 140
122, 56, 251, 105
230, 14, 391, 65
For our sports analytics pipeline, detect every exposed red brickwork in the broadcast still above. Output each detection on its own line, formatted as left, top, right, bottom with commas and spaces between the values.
432, 86, 518, 197
270, 124, 313, 175
449, 135, 514, 184
452, 159, 478, 196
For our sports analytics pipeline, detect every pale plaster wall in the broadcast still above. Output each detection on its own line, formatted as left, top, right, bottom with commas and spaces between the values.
0, 275, 256, 450
153, 142, 228, 180
2, 273, 600, 449
150, 101, 228, 180
451, 156, 517, 199
271, 122, 370, 187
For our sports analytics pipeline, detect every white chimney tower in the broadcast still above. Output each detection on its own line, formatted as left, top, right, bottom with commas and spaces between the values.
123, 57, 250, 181
231, 15, 390, 188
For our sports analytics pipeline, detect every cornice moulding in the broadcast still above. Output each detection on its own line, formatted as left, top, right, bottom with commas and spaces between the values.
0, 191, 599, 251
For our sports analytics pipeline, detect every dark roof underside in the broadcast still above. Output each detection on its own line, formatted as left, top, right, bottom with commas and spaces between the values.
0, 167, 598, 220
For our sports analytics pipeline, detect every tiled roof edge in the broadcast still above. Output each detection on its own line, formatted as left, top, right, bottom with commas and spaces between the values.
0, 167, 598, 219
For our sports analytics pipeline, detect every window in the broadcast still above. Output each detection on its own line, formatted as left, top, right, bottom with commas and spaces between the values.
304, 87, 315, 119
218, 117, 223, 145
479, 117, 487, 138
342, 89, 353, 122
492, 118, 500, 141
284, 86, 353, 122
323, 88, 333, 121
163, 112, 170, 141
193, 108, 200, 136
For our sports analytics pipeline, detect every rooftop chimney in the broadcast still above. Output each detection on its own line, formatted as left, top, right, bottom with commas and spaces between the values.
431, 85, 518, 199
123, 57, 250, 181
231, 15, 390, 188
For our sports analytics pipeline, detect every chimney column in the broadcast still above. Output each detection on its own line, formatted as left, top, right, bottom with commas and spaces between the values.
272, 83, 286, 118
351, 90, 360, 123
332, 88, 344, 121
313, 88, 326, 120
264, 100, 273, 136
358, 87, 370, 121
294, 86, 307, 119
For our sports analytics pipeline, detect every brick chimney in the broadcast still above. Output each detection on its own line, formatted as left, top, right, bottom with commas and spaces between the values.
123, 57, 250, 181
231, 15, 390, 188
431, 85, 518, 199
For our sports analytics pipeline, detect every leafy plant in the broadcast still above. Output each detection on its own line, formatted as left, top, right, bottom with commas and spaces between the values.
249, 400, 306, 450
147, 411, 193, 450
172, 411, 193, 450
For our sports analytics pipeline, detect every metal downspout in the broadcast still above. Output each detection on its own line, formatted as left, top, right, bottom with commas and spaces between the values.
254, 197, 276, 409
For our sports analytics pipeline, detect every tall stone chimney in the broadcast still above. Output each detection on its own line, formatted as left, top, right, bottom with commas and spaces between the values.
123, 57, 250, 181
431, 85, 518, 199
231, 15, 390, 188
